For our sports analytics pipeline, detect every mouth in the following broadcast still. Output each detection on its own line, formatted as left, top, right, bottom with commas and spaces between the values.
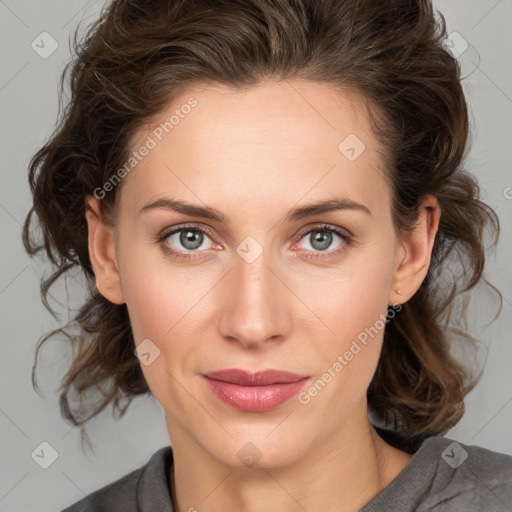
201, 369, 310, 412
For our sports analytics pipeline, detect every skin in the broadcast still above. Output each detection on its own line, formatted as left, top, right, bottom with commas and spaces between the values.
85, 79, 441, 512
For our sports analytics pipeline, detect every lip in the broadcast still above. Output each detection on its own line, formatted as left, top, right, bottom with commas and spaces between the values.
202, 369, 310, 412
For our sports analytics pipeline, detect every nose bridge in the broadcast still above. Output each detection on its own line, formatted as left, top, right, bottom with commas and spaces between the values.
217, 237, 290, 347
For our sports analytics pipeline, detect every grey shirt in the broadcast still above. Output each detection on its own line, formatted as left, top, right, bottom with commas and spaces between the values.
61, 435, 512, 512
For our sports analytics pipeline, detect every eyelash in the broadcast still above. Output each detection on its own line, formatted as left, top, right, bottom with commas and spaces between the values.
156, 223, 354, 261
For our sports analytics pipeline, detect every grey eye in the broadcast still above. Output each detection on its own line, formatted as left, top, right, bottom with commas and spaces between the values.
300, 229, 343, 252
165, 229, 214, 252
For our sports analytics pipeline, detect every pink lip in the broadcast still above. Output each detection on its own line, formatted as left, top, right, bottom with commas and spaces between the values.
202, 369, 310, 412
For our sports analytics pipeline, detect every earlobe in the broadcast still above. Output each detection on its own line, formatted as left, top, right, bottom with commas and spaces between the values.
85, 196, 125, 305
388, 195, 441, 305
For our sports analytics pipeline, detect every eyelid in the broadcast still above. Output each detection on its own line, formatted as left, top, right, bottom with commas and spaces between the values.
295, 223, 354, 241
166, 223, 215, 238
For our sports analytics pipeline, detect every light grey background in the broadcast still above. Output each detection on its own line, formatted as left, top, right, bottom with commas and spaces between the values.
1, 1, 511, 511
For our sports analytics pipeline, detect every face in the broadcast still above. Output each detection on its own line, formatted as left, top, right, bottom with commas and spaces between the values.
95, 80, 411, 468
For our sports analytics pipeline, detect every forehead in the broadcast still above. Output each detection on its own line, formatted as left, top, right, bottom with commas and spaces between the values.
120, 80, 388, 217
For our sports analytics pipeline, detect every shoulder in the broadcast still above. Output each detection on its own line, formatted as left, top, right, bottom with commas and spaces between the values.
362, 434, 512, 512
60, 446, 173, 512
60, 466, 142, 512
413, 436, 512, 511
424, 436, 512, 481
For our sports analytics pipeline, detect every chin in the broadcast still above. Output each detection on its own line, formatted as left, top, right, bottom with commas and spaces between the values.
199, 425, 312, 470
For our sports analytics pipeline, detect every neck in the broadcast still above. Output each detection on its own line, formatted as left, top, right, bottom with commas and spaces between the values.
168, 406, 412, 512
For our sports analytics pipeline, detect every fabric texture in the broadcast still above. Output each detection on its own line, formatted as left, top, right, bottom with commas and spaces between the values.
61, 435, 512, 512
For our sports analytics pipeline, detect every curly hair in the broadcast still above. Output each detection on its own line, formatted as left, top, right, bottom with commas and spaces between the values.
23, 0, 500, 451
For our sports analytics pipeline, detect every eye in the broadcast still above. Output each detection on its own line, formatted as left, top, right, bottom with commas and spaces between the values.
157, 223, 353, 261
157, 225, 218, 260
294, 224, 353, 258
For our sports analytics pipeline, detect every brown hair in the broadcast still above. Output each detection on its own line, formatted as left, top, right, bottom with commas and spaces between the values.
23, 0, 500, 450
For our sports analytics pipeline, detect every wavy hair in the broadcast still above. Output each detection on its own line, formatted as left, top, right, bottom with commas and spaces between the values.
23, 0, 500, 451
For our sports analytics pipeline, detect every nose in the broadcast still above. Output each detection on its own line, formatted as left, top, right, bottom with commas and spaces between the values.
216, 244, 292, 349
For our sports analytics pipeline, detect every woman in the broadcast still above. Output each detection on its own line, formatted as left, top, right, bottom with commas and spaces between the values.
23, 0, 512, 510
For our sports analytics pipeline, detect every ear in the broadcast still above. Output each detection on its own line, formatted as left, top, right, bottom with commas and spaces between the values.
85, 196, 125, 304
388, 195, 441, 305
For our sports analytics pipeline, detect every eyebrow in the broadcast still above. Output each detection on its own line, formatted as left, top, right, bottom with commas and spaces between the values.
139, 197, 371, 223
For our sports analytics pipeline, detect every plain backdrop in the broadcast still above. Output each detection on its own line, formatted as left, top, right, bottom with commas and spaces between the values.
1, 1, 511, 511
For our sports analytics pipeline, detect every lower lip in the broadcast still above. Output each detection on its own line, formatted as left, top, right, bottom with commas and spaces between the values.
202, 376, 309, 412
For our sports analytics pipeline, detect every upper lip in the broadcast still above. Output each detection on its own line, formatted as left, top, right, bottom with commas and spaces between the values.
202, 369, 309, 386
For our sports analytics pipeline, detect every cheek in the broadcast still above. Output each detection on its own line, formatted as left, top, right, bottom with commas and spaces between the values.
123, 273, 172, 343
305, 252, 394, 341
300, 249, 396, 402
118, 243, 213, 387
119, 236, 205, 341
120, 262, 201, 413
